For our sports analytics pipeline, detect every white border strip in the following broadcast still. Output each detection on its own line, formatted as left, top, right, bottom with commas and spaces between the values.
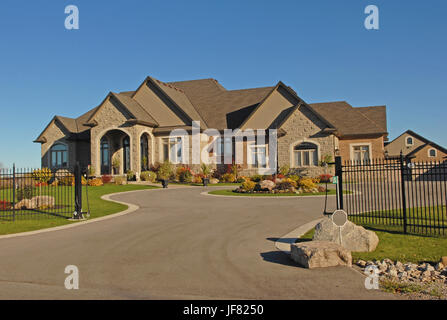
0, 189, 155, 240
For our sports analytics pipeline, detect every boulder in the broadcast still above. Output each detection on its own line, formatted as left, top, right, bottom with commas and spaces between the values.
313, 217, 379, 252
290, 241, 352, 269
258, 180, 275, 191
32, 195, 55, 208
441, 256, 447, 266
14, 199, 37, 210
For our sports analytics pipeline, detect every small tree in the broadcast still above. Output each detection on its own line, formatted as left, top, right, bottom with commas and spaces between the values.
201, 163, 211, 178
157, 160, 173, 180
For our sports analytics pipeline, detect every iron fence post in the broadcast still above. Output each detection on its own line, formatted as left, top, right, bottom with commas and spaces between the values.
74, 162, 82, 219
12, 164, 16, 222
399, 153, 408, 234
335, 156, 343, 210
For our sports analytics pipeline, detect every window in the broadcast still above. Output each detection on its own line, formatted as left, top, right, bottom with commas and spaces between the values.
162, 137, 183, 163
50, 143, 68, 168
100, 137, 110, 174
406, 137, 414, 146
429, 148, 437, 157
352, 145, 370, 163
250, 145, 267, 168
214, 137, 233, 163
140, 134, 149, 171
294, 142, 318, 167
123, 136, 131, 173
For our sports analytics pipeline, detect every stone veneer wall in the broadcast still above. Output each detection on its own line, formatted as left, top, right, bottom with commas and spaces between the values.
277, 105, 336, 177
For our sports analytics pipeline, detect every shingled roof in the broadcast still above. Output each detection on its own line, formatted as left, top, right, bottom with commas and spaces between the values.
170, 79, 275, 129
35, 77, 388, 142
309, 101, 387, 137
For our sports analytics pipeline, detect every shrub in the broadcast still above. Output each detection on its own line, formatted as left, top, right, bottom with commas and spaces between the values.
241, 180, 256, 192
35, 182, 48, 187
126, 170, 136, 181
17, 185, 34, 201
114, 176, 127, 185
177, 167, 193, 183
288, 175, 301, 183
0, 200, 11, 210
157, 161, 173, 180
32, 168, 52, 184
220, 173, 236, 183
55, 169, 71, 181
237, 176, 249, 183
201, 163, 211, 178
250, 174, 264, 182
319, 174, 333, 183
88, 178, 103, 186
140, 171, 157, 182
101, 175, 113, 184
298, 178, 317, 191
279, 165, 290, 176
276, 173, 286, 179
275, 178, 297, 191
192, 174, 203, 184
81, 176, 88, 186
58, 176, 75, 186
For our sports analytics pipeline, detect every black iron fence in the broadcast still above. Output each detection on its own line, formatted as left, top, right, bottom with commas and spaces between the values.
0, 163, 85, 221
335, 155, 447, 236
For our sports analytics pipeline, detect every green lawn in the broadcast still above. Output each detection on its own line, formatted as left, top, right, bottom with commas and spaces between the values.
349, 206, 447, 231
299, 225, 447, 264
0, 184, 158, 235
208, 189, 341, 197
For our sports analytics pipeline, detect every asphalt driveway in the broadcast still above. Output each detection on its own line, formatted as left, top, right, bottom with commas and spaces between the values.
0, 187, 395, 299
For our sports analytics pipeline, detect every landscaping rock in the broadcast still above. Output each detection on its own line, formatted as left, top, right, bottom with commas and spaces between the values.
14, 199, 37, 210
210, 178, 219, 184
435, 262, 444, 271
290, 241, 352, 269
32, 195, 55, 208
313, 217, 379, 252
441, 257, 447, 266
258, 180, 275, 191
356, 259, 367, 268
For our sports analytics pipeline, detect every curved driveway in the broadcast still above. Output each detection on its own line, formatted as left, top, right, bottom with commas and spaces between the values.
0, 187, 394, 299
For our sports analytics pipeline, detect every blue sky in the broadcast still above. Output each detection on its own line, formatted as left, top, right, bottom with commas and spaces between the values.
0, 0, 446, 167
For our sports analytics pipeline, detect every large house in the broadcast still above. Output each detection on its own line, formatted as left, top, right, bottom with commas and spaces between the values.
385, 130, 447, 162
34, 76, 388, 177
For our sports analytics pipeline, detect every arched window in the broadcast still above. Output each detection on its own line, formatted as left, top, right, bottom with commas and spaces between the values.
140, 134, 149, 171
50, 143, 68, 168
406, 137, 413, 146
429, 148, 437, 157
123, 136, 131, 173
294, 142, 318, 167
100, 137, 110, 174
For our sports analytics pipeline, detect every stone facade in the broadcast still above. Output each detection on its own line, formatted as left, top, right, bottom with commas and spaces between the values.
278, 105, 336, 177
